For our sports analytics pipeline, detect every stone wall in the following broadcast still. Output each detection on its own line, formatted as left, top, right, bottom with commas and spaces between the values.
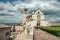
49, 22, 60, 26
0, 28, 11, 40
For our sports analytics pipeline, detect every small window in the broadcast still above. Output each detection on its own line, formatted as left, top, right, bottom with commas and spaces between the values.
6, 32, 10, 36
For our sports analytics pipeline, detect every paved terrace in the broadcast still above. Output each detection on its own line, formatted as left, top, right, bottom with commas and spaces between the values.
11, 27, 60, 40
34, 29, 60, 40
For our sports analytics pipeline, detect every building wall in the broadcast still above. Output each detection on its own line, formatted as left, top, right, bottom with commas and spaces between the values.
40, 15, 45, 20
23, 14, 28, 23
15, 26, 24, 32
32, 14, 37, 20
40, 21, 49, 26
31, 20, 49, 27
0, 28, 11, 40
32, 20, 37, 27
49, 22, 60, 26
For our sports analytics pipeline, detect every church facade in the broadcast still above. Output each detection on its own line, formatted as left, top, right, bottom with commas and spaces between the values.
23, 8, 49, 27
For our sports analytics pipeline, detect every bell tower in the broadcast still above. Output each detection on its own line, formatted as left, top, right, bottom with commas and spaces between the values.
23, 8, 28, 24
24, 8, 28, 14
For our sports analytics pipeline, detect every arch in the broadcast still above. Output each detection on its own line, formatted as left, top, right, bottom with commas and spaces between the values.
37, 21, 40, 27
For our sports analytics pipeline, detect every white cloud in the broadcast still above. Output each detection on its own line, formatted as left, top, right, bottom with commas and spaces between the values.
14, 0, 60, 11
48, 17, 60, 22
0, 0, 60, 23
0, 2, 23, 23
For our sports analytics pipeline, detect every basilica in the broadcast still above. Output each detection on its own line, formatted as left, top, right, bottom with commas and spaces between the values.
23, 8, 49, 27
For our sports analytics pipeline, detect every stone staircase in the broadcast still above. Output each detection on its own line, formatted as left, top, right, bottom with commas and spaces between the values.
14, 31, 27, 40
26, 34, 33, 40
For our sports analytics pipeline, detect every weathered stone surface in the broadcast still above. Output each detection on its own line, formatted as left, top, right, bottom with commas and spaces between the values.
26, 35, 33, 40
34, 29, 60, 40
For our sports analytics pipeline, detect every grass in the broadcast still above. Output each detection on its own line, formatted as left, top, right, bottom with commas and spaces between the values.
35, 26, 60, 37
41, 26, 60, 31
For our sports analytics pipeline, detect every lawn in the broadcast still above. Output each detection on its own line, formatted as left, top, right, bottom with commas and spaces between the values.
35, 26, 60, 37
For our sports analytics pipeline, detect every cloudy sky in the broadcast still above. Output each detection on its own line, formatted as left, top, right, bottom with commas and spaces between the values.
0, 0, 60, 23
